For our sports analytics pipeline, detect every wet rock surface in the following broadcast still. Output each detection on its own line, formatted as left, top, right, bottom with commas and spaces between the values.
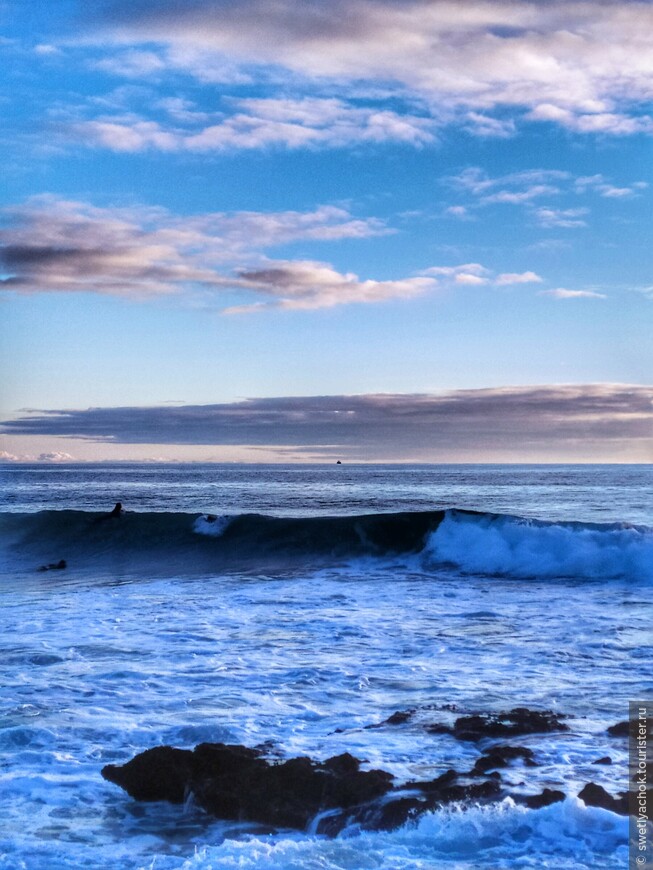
102, 707, 631, 834
102, 736, 581, 834
577, 783, 629, 816
445, 708, 569, 741
103, 745, 394, 832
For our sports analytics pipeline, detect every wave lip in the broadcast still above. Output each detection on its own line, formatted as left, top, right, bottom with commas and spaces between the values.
423, 509, 653, 580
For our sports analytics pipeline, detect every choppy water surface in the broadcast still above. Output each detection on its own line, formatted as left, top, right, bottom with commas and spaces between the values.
0, 463, 651, 869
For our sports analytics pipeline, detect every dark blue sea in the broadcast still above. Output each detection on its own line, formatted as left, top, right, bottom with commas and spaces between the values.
0, 463, 651, 869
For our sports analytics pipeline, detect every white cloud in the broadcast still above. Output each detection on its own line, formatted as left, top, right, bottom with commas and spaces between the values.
422, 263, 542, 287
445, 205, 470, 219
34, 44, 61, 56
93, 50, 167, 78
38, 452, 75, 462
0, 197, 428, 312
223, 260, 436, 312
574, 174, 647, 198
87, 0, 653, 136
445, 165, 648, 228
534, 207, 588, 228
495, 271, 543, 285
463, 112, 516, 138
423, 262, 490, 279
539, 288, 607, 299
70, 97, 436, 152
527, 103, 653, 135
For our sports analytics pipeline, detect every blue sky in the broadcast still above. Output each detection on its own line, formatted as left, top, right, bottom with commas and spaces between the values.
1, 0, 651, 462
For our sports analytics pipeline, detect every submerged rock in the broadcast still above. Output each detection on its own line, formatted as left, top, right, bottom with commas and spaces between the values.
103, 738, 570, 835
448, 708, 569, 741
608, 717, 653, 739
471, 744, 538, 774
515, 788, 566, 810
607, 721, 629, 737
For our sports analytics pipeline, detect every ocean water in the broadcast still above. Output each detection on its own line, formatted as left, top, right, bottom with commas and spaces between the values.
0, 463, 651, 869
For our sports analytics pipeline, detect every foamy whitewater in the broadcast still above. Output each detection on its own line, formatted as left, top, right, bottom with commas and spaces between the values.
0, 463, 651, 869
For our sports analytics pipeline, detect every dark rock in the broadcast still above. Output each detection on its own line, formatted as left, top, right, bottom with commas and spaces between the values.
472, 745, 537, 775
368, 796, 423, 831
608, 718, 653, 739
385, 710, 415, 726
424, 723, 452, 735
516, 788, 566, 809
365, 709, 415, 729
102, 730, 573, 836
451, 708, 568, 741
103, 743, 394, 832
592, 756, 612, 765
578, 782, 629, 816
102, 746, 195, 803
409, 768, 458, 792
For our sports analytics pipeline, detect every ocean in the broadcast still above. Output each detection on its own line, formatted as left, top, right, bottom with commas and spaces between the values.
0, 462, 651, 869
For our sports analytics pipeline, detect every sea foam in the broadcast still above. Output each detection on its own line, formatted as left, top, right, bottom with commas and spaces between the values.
424, 509, 653, 580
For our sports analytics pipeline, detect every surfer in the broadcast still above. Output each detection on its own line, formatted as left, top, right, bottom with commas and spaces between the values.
37, 559, 66, 572
94, 502, 125, 524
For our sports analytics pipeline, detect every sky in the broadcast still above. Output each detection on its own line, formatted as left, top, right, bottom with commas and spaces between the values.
0, 0, 652, 463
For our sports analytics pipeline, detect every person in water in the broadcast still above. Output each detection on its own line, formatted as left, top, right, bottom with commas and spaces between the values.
94, 502, 125, 524
37, 559, 66, 572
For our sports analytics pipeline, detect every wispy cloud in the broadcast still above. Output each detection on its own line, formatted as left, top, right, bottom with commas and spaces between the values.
539, 288, 607, 300
422, 263, 542, 287
445, 166, 647, 227
533, 207, 589, 229
0, 197, 399, 306
0, 197, 553, 310
223, 261, 436, 312
4, 385, 651, 460
83, 0, 653, 138
68, 97, 437, 153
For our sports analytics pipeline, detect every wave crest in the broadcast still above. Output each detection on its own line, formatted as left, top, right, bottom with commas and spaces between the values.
423, 509, 653, 580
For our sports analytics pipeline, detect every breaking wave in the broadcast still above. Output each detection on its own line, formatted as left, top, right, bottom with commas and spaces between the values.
424, 509, 653, 581
0, 507, 651, 580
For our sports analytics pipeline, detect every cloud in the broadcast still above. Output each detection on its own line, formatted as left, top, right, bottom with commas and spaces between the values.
573, 174, 648, 198
93, 49, 167, 77
4, 385, 651, 460
69, 98, 437, 152
1, 197, 549, 311
462, 112, 517, 138
37, 452, 75, 462
445, 205, 471, 220
527, 104, 653, 135
85, 0, 653, 137
534, 207, 588, 229
223, 260, 436, 312
495, 271, 542, 285
0, 197, 396, 305
539, 288, 607, 300
422, 263, 542, 287
445, 165, 648, 226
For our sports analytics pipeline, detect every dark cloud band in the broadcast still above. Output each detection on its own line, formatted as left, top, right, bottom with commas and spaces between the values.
4, 385, 651, 460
